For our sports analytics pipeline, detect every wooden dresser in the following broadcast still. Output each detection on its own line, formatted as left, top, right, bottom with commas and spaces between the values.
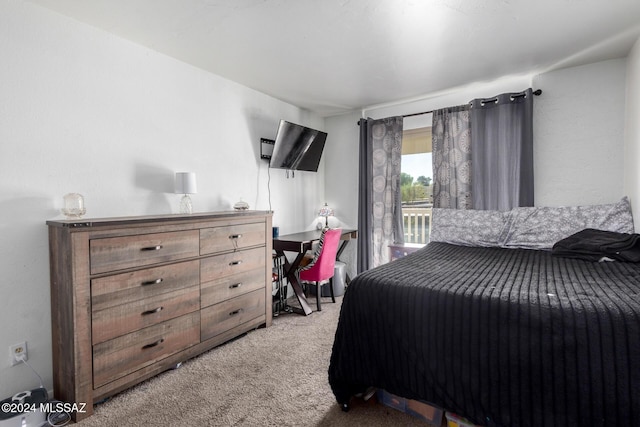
47, 211, 272, 421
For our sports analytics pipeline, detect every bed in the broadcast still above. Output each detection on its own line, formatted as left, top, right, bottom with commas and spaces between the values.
328, 198, 640, 427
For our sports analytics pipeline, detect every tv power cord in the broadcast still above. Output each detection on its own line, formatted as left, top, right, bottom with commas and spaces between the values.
15, 354, 71, 426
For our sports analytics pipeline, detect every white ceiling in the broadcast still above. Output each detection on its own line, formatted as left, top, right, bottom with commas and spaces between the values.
26, 0, 640, 117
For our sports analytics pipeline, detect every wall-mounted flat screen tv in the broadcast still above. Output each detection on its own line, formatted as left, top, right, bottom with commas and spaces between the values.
269, 120, 327, 172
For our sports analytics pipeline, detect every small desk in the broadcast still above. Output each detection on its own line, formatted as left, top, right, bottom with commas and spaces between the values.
273, 228, 357, 315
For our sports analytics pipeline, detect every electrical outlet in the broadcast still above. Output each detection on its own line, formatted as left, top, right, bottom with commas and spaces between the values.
10, 341, 27, 366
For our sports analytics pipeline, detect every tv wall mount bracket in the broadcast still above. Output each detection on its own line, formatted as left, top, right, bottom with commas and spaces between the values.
260, 138, 274, 161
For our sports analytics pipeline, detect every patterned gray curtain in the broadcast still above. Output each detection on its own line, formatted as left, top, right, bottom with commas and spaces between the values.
470, 88, 534, 210
357, 116, 404, 272
431, 105, 472, 209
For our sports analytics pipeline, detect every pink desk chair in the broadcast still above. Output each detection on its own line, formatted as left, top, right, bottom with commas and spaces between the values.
298, 228, 342, 311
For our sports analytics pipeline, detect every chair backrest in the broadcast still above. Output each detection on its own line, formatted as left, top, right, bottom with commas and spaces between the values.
299, 228, 342, 282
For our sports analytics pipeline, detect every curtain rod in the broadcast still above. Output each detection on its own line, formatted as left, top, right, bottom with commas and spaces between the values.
402, 89, 542, 118
358, 89, 542, 124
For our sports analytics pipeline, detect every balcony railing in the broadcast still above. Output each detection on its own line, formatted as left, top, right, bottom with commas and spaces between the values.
402, 207, 432, 244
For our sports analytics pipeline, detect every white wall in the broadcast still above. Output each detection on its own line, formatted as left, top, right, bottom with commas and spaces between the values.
624, 36, 640, 229
323, 111, 361, 278
0, 0, 325, 398
533, 59, 627, 206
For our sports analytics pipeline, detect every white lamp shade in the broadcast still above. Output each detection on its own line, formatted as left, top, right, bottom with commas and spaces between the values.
318, 203, 334, 217
175, 172, 197, 194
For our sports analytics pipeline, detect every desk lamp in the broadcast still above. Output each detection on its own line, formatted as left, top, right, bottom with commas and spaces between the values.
318, 202, 334, 228
175, 172, 197, 214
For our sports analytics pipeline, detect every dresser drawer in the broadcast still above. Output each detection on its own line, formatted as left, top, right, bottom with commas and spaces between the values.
200, 222, 265, 255
90, 230, 199, 274
92, 285, 200, 345
200, 247, 265, 284
201, 289, 265, 341
93, 312, 200, 388
201, 268, 265, 308
91, 260, 200, 312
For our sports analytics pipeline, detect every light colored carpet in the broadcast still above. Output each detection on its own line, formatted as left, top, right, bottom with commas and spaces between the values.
77, 296, 432, 426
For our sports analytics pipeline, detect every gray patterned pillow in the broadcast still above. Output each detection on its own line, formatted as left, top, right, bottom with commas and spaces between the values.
430, 208, 508, 247
502, 197, 634, 250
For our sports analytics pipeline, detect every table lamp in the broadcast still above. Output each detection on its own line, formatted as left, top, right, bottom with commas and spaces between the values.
318, 202, 334, 228
175, 172, 197, 214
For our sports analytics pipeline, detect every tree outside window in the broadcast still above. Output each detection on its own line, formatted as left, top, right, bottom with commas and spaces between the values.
401, 126, 432, 244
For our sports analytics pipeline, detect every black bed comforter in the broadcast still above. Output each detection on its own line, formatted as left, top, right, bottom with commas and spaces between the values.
328, 242, 640, 427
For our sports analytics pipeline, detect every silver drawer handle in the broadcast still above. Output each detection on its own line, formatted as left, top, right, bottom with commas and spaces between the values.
141, 278, 163, 286
229, 260, 243, 266
142, 338, 164, 349
229, 234, 242, 239
141, 245, 163, 251
229, 283, 242, 289
229, 308, 244, 316
142, 306, 163, 316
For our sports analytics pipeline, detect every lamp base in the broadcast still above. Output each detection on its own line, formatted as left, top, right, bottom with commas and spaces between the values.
179, 194, 193, 214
